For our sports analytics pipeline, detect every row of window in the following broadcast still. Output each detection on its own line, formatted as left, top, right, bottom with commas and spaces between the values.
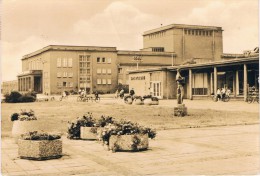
97, 57, 111, 63
80, 62, 91, 68
80, 69, 91, 74
29, 60, 42, 70
79, 55, 90, 62
57, 58, 73, 67
148, 31, 166, 39
152, 47, 164, 52
97, 79, 112, 85
184, 29, 213, 36
57, 72, 73, 78
97, 68, 111, 74
57, 82, 74, 87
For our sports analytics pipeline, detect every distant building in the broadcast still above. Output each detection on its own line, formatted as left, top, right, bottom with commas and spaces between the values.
1, 80, 18, 94
18, 45, 174, 95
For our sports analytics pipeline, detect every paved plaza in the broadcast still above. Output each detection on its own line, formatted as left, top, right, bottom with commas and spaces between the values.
2, 124, 259, 175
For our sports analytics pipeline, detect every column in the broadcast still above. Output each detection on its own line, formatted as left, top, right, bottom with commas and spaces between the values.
233, 71, 236, 97
244, 64, 248, 101
236, 71, 239, 95
189, 69, 193, 100
214, 67, 217, 95
31, 76, 34, 92
207, 72, 211, 96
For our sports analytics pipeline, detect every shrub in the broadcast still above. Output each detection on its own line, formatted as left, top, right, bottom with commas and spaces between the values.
21, 131, 61, 140
100, 119, 156, 146
143, 95, 152, 99
10, 109, 37, 121
18, 95, 36, 102
5, 91, 22, 103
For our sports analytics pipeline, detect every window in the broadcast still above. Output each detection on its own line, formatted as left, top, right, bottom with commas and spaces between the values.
192, 73, 208, 95
107, 58, 111, 63
102, 68, 106, 74
97, 79, 101, 85
118, 68, 122, 74
102, 79, 106, 84
57, 72, 62, 78
63, 58, 68, 67
97, 57, 101, 63
57, 82, 62, 87
80, 69, 86, 74
102, 58, 105, 63
68, 58, 73, 67
87, 69, 90, 74
87, 63, 90, 67
97, 68, 101, 74
107, 79, 111, 85
107, 69, 111, 74
80, 63, 87, 68
63, 72, 68, 78
63, 82, 66, 87
68, 72, 73, 78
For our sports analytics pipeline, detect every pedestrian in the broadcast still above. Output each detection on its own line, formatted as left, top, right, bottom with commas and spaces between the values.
216, 88, 221, 101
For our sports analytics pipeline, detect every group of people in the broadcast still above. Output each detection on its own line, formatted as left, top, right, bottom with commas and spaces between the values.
216, 87, 231, 101
115, 88, 135, 99
78, 89, 99, 99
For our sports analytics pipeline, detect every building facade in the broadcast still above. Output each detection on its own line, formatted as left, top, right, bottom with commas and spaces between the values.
18, 45, 174, 95
142, 24, 223, 64
1, 80, 18, 94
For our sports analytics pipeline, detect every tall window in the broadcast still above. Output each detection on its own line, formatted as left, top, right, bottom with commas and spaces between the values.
102, 68, 106, 74
107, 69, 111, 74
63, 72, 68, 78
102, 58, 105, 63
193, 73, 208, 95
102, 79, 106, 84
97, 68, 101, 74
63, 58, 68, 67
57, 72, 62, 78
107, 79, 111, 85
97, 57, 101, 63
57, 58, 62, 67
97, 79, 101, 85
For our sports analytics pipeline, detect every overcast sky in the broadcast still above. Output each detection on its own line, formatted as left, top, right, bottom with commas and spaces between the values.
1, 0, 259, 82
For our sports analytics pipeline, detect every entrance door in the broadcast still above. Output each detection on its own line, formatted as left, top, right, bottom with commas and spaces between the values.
150, 81, 161, 97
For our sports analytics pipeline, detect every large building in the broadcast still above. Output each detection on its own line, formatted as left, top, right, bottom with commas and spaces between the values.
18, 45, 174, 95
1, 80, 18, 94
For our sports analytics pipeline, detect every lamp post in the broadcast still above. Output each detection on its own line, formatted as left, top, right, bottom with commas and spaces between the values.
133, 54, 143, 70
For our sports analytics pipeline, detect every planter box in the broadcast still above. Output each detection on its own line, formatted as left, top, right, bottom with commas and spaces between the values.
18, 139, 62, 160
143, 98, 152, 105
151, 100, 159, 105
109, 134, 149, 152
12, 120, 42, 142
133, 98, 143, 105
174, 104, 188, 116
80, 127, 102, 140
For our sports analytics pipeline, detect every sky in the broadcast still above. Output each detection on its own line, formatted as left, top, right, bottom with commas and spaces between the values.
1, 0, 259, 82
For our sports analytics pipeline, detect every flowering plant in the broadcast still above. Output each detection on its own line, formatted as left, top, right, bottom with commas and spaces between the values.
67, 113, 114, 139
10, 109, 37, 121
100, 119, 156, 146
21, 131, 61, 140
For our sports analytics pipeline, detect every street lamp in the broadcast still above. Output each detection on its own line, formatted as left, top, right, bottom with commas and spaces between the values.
133, 54, 143, 70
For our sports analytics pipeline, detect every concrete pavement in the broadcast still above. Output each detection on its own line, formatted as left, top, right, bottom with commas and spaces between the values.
2, 124, 259, 175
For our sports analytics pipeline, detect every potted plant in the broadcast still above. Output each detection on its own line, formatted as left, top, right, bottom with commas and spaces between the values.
11, 109, 41, 142
124, 95, 133, 104
143, 95, 159, 105
133, 96, 144, 105
67, 113, 114, 140
18, 131, 62, 160
100, 119, 156, 152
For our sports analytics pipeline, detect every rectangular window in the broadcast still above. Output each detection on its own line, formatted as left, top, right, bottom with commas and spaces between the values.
80, 69, 86, 74
87, 63, 90, 67
63, 58, 68, 67
102, 57, 105, 63
192, 73, 208, 95
57, 72, 62, 78
68, 58, 73, 67
68, 72, 73, 78
97, 68, 101, 74
57, 82, 62, 87
57, 58, 62, 67
97, 79, 101, 85
107, 58, 111, 63
107, 79, 111, 85
87, 69, 90, 74
63, 72, 68, 78
63, 82, 66, 87
118, 68, 122, 74
107, 69, 111, 74
102, 68, 106, 74
102, 79, 106, 84
97, 57, 101, 63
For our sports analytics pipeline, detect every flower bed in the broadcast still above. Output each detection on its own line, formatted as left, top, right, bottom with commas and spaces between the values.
11, 110, 41, 142
18, 131, 62, 160
100, 119, 156, 152
67, 113, 114, 140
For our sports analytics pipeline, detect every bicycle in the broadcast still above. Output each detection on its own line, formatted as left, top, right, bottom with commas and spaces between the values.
246, 94, 259, 104
212, 94, 230, 102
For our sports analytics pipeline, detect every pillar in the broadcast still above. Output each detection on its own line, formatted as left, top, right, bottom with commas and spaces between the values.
233, 71, 236, 97
236, 71, 239, 95
214, 67, 217, 95
244, 64, 248, 101
31, 76, 34, 92
189, 69, 193, 100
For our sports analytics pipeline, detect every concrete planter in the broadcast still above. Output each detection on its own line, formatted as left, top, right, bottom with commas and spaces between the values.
109, 134, 149, 152
18, 139, 62, 160
151, 100, 159, 105
80, 127, 103, 140
133, 98, 143, 105
12, 120, 41, 142
143, 98, 152, 105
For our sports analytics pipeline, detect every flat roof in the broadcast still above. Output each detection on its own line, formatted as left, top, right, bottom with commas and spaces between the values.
117, 50, 176, 57
129, 57, 259, 73
143, 23, 222, 36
